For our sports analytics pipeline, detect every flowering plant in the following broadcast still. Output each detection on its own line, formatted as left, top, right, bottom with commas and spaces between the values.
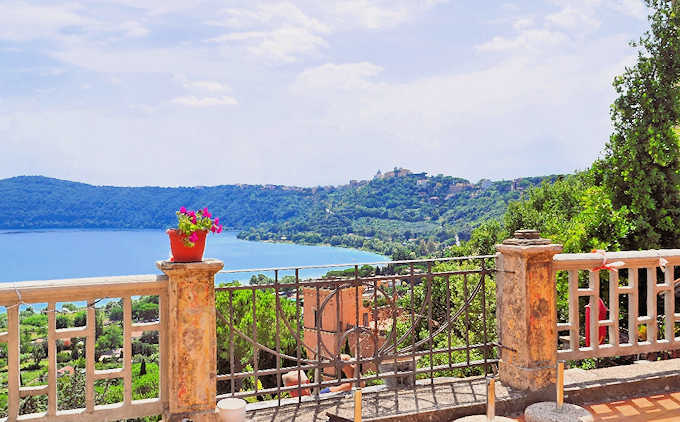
174, 206, 223, 247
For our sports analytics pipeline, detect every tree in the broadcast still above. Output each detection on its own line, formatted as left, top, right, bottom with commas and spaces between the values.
57, 370, 86, 410
503, 175, 630, 253
107, 302, 123, 321
61, 303, 77, 312
71, 341, 80, 360
595, 0, 680, 249
96, 325, 123, 351
215, 284, 300, 394
446, 220, 507, 257
30, 341, 47, 369
132, 301, 158, 322
393, 259, 496, 378
73, 310, 87, 327
56, 314, 70, 329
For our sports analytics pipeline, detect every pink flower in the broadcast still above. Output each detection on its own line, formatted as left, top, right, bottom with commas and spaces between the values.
189, 232, 198, 243
214, 217, 219, 225
202, 207, 211, 218
217, 225, 223, 233
191, 216, 197, 224
179, 206, 187, 214
210, 226, 217, 233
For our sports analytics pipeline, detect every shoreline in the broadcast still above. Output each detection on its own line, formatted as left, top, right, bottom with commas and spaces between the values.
0, 227, 390, 260
247, 237, 390, 259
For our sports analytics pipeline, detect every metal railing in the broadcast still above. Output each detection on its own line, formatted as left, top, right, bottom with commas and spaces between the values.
554, 250, 680, 361
214, 256, 497, 403
0, 275, 168, 421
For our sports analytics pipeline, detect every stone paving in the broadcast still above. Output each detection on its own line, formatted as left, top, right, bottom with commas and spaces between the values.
246, 377, 524, 422
512, 392, 680, 421
584, 393, 680, 421
244, 360, 680, 422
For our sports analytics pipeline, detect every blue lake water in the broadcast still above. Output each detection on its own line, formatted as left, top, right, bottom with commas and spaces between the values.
0, 230, 388, 284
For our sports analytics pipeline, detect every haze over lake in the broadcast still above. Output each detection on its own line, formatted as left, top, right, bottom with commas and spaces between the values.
0, 230, 387, 283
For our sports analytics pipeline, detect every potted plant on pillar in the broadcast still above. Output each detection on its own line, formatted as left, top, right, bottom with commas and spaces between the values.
167, 206, 223, 262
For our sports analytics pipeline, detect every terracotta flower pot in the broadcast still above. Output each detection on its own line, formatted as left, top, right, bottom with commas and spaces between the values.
167, 229, 207, 262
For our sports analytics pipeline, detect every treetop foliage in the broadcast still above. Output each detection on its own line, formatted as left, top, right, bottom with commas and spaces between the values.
595, 0, 680, 249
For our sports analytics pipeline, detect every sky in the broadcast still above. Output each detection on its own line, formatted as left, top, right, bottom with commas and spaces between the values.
0, 0, 650, 187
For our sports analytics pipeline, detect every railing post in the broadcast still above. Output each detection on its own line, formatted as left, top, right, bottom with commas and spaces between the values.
495, 230, 562, 399
157, 259, 224, 422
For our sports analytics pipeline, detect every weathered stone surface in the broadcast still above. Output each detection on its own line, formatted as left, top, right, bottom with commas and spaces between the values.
157, 259, 224, 422
502, 229, 551, 246
495, 232, 562, 394
453, 416, 515, 421
524, 402, 593, 422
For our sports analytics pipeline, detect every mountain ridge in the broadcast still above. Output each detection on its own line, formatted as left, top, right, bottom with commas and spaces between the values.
0, 172, 558, 257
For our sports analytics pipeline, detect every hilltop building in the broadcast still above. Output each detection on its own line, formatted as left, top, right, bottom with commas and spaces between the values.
302, 281, 399, 377
374, 167, 412, 180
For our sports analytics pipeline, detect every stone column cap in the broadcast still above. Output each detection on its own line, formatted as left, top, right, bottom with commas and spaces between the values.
503, 229, 551, 245
156, 258, 224, 273
496, 229, 563, 256
496, 243, 563, 256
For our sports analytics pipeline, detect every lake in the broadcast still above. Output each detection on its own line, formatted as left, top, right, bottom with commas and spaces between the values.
0, 230, 388, 284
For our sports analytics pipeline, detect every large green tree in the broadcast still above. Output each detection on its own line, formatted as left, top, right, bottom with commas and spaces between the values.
596, 0, 680, 249
503, 175, 631, 253
215, 284, 300, 395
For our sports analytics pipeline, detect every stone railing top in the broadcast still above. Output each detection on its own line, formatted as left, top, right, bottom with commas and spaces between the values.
553, 248, 680, 271
156, 258, 224, 272
0, 274, 167, 304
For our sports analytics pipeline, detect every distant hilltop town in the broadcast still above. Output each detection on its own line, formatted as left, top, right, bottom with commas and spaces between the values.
347, 167, 529, 195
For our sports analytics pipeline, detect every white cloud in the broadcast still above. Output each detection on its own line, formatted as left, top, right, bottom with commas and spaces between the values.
170, 95, 238, 107
0, 0, 650, 186
119, 20, 150, 38
93, 0, 206, 17
129, 104, 156, 114
606, 0, 647, 19
546, 6, 601, 31
0, 2, 151, 43
207, 27, 328, 63
291, 62, 383, 93
324, 0, 449, 30
214, 2, 331, 33
287, 25, 632, 181
0, 1, 93, 41
183, 80, 231, 92
204, 0, 449, 63
476, 29, 569, 53
512, 17, 535, 31
330, 0, 410, 30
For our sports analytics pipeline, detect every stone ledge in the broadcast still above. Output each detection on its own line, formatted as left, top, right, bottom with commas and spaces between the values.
156, 258, 224, 272
563, 359, 680, 406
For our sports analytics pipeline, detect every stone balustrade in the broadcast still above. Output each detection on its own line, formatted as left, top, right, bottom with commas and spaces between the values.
1, 237, 678, 422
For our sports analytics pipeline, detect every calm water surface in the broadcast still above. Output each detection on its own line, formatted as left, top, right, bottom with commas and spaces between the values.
0, 230, 388, 284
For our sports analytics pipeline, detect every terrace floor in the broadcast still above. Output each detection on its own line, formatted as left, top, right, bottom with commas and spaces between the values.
245, 359, 680, 422
513, 392, 680, 421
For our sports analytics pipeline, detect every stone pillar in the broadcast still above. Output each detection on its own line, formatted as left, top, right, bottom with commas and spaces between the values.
157, 259, 224, 422
495, 230, 562, 398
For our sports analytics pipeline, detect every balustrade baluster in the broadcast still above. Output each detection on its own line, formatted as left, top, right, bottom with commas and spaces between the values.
48, 301, 57, 416
123, 296, 132, 405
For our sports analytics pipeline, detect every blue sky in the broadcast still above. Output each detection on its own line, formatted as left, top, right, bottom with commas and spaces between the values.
0, 0, 649, 187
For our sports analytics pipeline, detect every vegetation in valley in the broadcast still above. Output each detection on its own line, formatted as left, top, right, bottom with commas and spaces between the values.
238, 173, 555, 258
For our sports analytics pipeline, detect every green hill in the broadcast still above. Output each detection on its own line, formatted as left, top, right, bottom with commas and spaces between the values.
0, 171, 556, 257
